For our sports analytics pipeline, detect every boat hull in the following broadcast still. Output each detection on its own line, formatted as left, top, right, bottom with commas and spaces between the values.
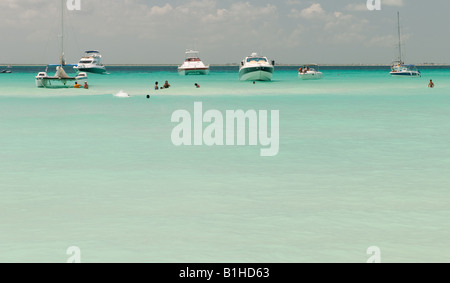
299, 72, 323, 80
390, 71, 421, 77
75, 66, 106, 74
178, 68, 210, 76
239, 66, 274, 81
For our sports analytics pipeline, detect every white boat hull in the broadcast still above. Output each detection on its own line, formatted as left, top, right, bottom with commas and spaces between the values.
178, 68, 210, 76
239, 67, 274, 81
299, 72, 323, 80
75, 65, 106, 74
390, 71, 421, 77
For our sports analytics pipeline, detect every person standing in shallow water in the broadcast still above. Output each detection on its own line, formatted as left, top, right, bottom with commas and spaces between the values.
163, 81, 171, 89
428, 80, 435, 88
155, 82, 159, 90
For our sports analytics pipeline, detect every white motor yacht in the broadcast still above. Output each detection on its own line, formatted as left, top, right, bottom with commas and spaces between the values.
74, 50, 107, 74
178, 50, 210, 75
239, 53, 274, 81
298, 64, 323, 80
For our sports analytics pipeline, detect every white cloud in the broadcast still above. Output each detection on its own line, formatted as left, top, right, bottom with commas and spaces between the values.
299, 3, 326, 19
149, 4, 173, 16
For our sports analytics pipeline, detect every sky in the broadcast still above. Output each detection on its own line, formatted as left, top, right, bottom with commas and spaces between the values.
0, 0, 449, 65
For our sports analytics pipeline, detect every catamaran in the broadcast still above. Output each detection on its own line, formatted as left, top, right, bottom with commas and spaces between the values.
390, 12, 421, 77
35, 0, 88, 88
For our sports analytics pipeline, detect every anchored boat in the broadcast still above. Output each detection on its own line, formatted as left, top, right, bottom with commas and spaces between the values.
239, 53, 274, 81
35, 0, 88, 88
390, 12, 421, 77
178, 50, 210, 76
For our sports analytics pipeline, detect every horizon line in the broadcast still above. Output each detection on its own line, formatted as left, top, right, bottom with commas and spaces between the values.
3, 63, 450, 67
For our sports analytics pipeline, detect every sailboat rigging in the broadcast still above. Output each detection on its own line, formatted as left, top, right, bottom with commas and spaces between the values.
390, 12, 421, 77
35, 0, 88, 88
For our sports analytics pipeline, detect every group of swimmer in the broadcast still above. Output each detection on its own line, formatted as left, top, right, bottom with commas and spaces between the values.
74, 81, 88, 89
74, 76, 435, 92
154, 81, 201, 91
154, 81, 171, 90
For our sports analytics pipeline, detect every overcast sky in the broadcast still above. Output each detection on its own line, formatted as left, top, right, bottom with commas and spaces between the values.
0, 0, 448, 65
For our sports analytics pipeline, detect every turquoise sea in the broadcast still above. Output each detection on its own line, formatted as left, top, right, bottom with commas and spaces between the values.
0, 66, 449, 263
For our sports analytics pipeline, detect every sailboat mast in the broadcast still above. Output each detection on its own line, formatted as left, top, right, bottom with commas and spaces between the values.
397, 12, 402, 63
61, 0, 65, 66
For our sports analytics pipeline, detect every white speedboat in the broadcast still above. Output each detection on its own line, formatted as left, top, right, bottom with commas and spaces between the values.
1, 66, 12, 73
74, 50, 107, 74
35, 0, 88, 88
178, 50, 210, 75
239, 53, 274, 81
390, 12, 421, 77
298, 64, 323, 80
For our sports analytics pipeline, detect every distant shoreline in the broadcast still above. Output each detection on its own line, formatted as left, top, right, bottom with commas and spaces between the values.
2, 63, 450, 67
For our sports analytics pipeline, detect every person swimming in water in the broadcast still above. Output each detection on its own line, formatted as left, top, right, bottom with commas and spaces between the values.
163, 81, 171, 89
428, 79, 435, 88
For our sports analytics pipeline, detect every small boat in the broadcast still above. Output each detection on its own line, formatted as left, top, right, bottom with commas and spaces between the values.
74, 50, 107, 74
1, 66, 12, 73
239, 53, 274, 81
178, 50, 210, 75
390, 12, 421, 77
35, 0, 88, 88
298, 64, 323, 80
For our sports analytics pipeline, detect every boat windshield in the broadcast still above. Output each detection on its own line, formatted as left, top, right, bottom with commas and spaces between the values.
247, 57, 267, 63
